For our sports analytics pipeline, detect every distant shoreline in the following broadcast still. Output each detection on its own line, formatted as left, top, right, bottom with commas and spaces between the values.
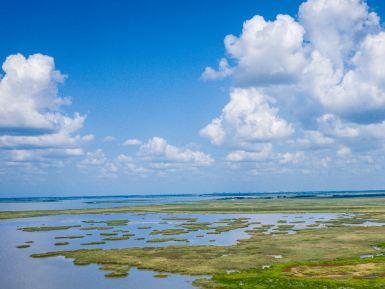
2, 195, 385, 220
1, 189, 385, 203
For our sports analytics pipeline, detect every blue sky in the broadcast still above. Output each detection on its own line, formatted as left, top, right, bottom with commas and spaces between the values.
1, 0, 385, 196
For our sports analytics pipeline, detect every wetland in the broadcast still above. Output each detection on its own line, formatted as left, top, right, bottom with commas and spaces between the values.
3, 192, 385, 289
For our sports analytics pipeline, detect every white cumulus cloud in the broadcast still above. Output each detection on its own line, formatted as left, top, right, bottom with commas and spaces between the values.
204, 14, 306, 85
299, 0, 379, 68
201, 0, 385, 176
201, 58, 233, 81
0, 53, 89, 172
200, 88, 293, 147
122, 138, 142, 146
139, 137, 214, 166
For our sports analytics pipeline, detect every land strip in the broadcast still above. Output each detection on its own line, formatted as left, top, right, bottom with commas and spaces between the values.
3, 197, 385, 220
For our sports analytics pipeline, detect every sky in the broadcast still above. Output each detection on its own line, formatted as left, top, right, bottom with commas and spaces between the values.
1, 0, 385, 196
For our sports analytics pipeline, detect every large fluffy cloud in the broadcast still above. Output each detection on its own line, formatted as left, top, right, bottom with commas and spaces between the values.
299, 0, 379, 68
0, 54, 82, 135
317, 113, 385, 140
204, 15, 306, 85
306, 32, 385, 117
0, 53, 90, 170
202, 0, 385, 175
204, 0, 385, 117
200, 87, 293, 147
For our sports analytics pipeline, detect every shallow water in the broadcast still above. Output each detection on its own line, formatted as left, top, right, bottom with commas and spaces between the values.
3, 212, 345, 249
3, 190, 384, 211
0, 210, 348, 289
0, 195, 217, 211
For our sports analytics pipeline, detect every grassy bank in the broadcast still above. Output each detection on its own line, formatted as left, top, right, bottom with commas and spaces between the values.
3, 197, 385, 220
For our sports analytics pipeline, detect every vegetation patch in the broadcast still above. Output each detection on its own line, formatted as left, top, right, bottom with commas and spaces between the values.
82, 219, 129, 226
146, 237, 189, 243
154, 273, 169, 278
19, 225, 80, 232
54, 242, 69, 246
195, 258, 385, 289
16, 244, 30, 249
81, 241, 106, 246
179, 222, 212, 231
150, 228, 188, 236
209, 218, 250, 234
103, 234, 133, 241
80, 226, 113, 231
137, 226, 152, 229
55, 235, 84, 239
100, 232, 118, 236
161, 217, 198, 222
104, 219, 129, 226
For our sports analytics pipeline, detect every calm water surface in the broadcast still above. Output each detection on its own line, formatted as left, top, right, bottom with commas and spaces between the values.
0, 195, 218, 211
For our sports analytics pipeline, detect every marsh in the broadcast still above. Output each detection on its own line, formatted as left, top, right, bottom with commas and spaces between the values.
4, 194, 385, 289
